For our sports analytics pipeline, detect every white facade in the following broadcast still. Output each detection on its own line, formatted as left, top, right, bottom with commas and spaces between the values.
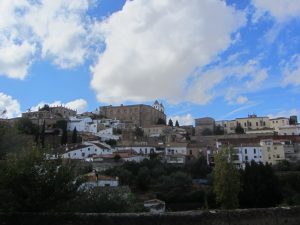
270, 117, 289, 131
165, 146, 187, 155
233, 146, 263, 169
278, 125, 300, 135
68, 117, 93, 132
79, 177, 119, 190
62, 142, 113, 159
68, 116, 97, 133
115, 146, 158, 155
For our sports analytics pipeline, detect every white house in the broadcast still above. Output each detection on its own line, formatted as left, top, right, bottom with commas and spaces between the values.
79, 173, 119, 190
62, 141, 113, 159
115, 146, 158, 155
68, 116, 97, 133
233, 145, 263, 169
270, 117, 290, 131
278, 125, 300, 136
165, 143, 188, 156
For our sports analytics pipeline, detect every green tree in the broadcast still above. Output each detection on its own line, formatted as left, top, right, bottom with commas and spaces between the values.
156, 172, 192, 203
40, 120, 46, 148
39, 104, 50, 111
214, 125, 224, 135
57, 120, 68, 146
0, 121, 34, 159
213, 147, 240, 209
157, 118, 166, 125
67, 187, 140, 213
105, 139, 117, 147
239, 161, 282, 208
136, 167, 151, 190
235, 123, 245, 134
61, 129, 68, 145
135, 127, 144, 138
114, 154, 121, 162
184, 155, 211, 178
175, 120, 179, 127
15, 117, 38, 135
168, 119, 174, 127
202, 128, 213, 136
0, 147, 80, 212
71, 127, 78, 143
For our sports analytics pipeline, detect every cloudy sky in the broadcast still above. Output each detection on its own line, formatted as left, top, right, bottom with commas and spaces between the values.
0, 0, 299, 125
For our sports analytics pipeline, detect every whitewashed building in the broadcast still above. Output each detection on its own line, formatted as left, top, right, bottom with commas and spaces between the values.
62, 141, 113, 159
278, 125, 300, 136
270, 117, 290, 131
67, 116, 97, 133
79, 173, 119, 190
115, 146, 159, 155
233, 145, 263, 169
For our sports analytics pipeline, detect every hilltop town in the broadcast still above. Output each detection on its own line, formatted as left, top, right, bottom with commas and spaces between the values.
10, 100, 300, 167
0, 101, 300, 213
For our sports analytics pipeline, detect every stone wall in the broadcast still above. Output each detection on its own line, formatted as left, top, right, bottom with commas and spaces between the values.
0, 206, 299, 225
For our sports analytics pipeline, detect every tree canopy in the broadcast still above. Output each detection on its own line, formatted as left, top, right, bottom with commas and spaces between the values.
0, 148, 80, 212
213, 147, 240, 209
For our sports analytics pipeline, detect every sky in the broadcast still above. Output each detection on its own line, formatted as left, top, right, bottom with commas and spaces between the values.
0, 0, 300, 125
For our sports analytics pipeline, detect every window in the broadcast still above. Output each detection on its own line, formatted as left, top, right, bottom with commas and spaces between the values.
254, 148, 256, 154
88, 148, 90, 151
244, 149, 247, 154
274, 147, 277, 150
256, 122, 259, 126
82, 153, 85, 157
244, 122, 247, 127
277, 155, 280, 158
245, 156, 248, 161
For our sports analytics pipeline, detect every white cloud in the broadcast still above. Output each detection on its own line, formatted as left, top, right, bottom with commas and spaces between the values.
245, 69, 268, 89
0, 92, 21, 118
91, 0, 246, 104
252, 0, 300, 22
223, 101, 258, 119
31, 99, 88, 114
190, 57, 268, 105
283, 54, 300, 86
65, 99, 88, 113
0, 38, 36, 79
236, 96, 249, 104
0, 0, 94, 79
170, 114, 194, 126
268, 109, 300, 119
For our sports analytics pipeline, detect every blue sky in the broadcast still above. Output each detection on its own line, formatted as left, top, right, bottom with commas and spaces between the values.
0, 0, 300, 125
